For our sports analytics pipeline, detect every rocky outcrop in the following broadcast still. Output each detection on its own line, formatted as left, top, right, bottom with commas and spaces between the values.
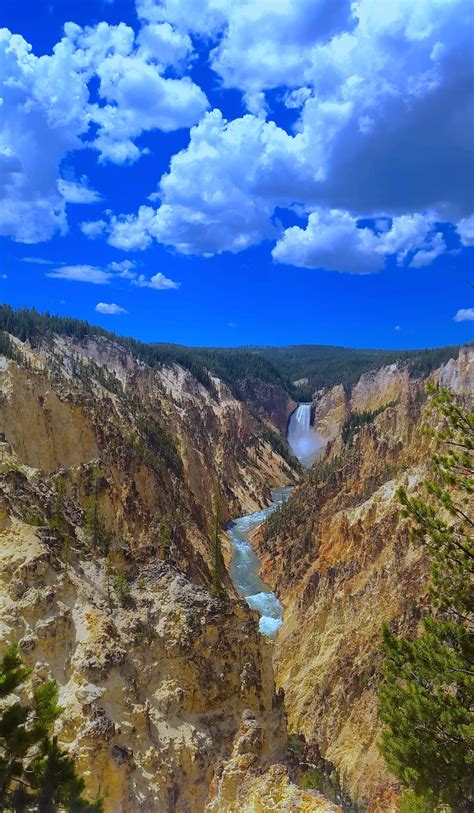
255, 348, 473, 809
206, 713, 340, 813
0, 501, 286, 811
311, 385, 348, 443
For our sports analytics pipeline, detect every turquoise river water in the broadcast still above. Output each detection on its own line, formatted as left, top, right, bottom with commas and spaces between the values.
227, 486, 292, 636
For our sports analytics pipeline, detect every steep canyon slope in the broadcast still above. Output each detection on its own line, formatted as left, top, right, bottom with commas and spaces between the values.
0, 331, 340, 812
255, 347, 473, 811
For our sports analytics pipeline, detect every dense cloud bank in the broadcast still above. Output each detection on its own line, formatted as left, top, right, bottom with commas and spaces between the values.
1, 0, 473, 274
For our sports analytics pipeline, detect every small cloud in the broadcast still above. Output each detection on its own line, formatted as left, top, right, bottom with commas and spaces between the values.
21, 257, 58, 265
0, 274, 7, 280
45, 260, 178, 291
108, 260, 137, 273
95, 302, 127, 315
283, 87, 312, 109
228, 321, 238, 328
132, 272, 180, 290
58, 178, 103, 204
80, 220, 107, 239
395, 325, 401, 331
46, 265, 112, 285
107, 260, 138, 279
456, 216, 474, 247
453, 307, 474, 322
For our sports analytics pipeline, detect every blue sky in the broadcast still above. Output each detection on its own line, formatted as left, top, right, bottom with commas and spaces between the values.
0, 0, 473, 348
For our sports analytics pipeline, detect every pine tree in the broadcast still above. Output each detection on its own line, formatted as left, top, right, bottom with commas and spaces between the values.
104, 556, 113, 611
378, 387, 473, 812
157, 510, 180, 549
49, 477, 68, 535
113, 572, 130, 607
210, 491, 226, 597
84, 470, 111, 556
0, 643, 103, 811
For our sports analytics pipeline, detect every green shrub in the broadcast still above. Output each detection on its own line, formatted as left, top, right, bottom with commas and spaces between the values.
113, 572, 131, 607
24, 511, 45, 527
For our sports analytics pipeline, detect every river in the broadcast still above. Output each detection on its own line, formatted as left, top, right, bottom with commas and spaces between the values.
227, 486, 292, 636
227, 403, 322, 636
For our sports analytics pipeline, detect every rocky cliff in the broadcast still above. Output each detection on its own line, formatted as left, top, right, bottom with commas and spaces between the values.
0, 334, 297, 579
255, 348, 473, 810
0, 332, 323, 812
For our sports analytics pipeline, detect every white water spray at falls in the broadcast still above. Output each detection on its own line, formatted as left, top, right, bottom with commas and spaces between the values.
287, 403, 324, 468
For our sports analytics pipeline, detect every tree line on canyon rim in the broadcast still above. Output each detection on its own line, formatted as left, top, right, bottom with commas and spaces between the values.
0, 305, 463, 403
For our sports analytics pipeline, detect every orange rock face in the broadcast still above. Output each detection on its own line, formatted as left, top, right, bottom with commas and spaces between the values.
255, 349, 473, 808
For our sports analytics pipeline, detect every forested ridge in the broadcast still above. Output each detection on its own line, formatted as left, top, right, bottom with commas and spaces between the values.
254, 343, 464, 398
0, 305, 464, 400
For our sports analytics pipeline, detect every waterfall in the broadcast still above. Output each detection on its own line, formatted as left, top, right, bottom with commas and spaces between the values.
288, 402, 324, 468
295, 403, 311, 431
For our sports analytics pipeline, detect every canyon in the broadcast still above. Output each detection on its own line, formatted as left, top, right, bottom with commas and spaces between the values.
0, 318, 472, 812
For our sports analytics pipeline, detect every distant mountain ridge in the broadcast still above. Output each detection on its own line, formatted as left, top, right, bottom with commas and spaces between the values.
0, 304, 465, 401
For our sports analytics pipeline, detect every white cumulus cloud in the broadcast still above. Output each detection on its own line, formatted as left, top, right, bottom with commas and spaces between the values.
0, 29, 87, 242
456, 215, 474, 246
95, 302, 128, 314
2, 0, 473, 277
96, 110, 301, 254
107, 259, 138, 278
453, 308, 474, 322
57, 178, 103, 204
136, 0, 351, 97
117, 0, 473, 262
132, 271, 180, 289
0, 20, 207, 243
272, 209, 444, 273
80, 220, 107, 239
137, 22, 193, 66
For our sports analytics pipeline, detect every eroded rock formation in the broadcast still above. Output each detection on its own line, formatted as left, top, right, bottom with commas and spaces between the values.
0, 333, 324, 812
0, 329, 471, 812
255, 348, 473, 809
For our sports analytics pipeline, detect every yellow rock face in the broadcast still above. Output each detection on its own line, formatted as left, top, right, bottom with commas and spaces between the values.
0, 335, 296, 585
256, 349, 473, 808
0, 507, 289, 811
205, 714, 341, 813
0, 334, 300, 812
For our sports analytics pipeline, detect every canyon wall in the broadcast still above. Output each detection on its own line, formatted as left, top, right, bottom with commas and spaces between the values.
255, 348, 473, 810
0, 334, 319, 812
1, 329, 471, 812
